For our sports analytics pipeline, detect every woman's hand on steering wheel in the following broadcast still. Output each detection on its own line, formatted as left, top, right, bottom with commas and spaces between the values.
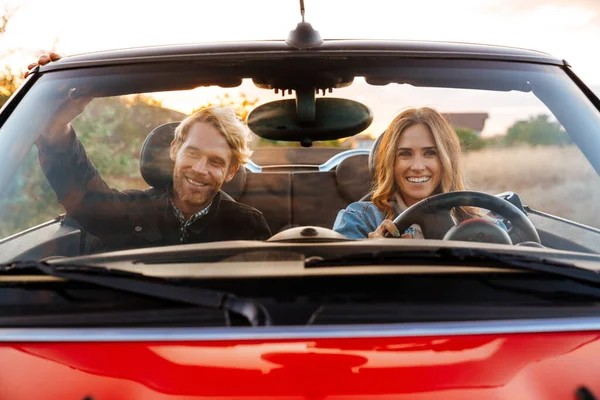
368, 219, 413, 239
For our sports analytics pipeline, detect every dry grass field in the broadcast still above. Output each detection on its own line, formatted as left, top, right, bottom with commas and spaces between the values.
463, 145, 600, 229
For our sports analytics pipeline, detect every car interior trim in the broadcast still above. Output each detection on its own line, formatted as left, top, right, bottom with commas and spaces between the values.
527, 208, 600, 235
244, 160, 262, 173
319, 149, 370, 171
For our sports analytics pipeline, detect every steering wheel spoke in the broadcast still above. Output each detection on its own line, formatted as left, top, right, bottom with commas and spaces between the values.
419, 210, 455, 240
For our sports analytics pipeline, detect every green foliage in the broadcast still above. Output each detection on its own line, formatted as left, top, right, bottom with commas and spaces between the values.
72, 96, 185, 177
480, 135, 505, 148
194, 92, 258, 121
0, 146, 63, 238
0, 65, 20, 108
0, 7, 22, 109
0, 96, 186, 239
0, 6, 17, 36
505, 115, 571, 146
455, 128, 485, 152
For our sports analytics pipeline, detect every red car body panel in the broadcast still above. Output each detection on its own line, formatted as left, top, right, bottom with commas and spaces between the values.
2, 332, 600, 399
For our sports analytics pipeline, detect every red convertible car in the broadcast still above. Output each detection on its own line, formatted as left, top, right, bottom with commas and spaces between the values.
2, 15, 600, 400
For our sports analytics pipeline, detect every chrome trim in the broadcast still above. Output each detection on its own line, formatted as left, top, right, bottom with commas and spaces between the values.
527, 207, 600, 234
244, 160, 262, 173
245, 150, 369, 173
0, 216, 63, 245
260, 164, 318, 170
2, 316, 600, 342
319, 149, 370, 171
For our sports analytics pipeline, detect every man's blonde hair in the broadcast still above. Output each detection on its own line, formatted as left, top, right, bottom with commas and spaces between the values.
173, 106, 253, 167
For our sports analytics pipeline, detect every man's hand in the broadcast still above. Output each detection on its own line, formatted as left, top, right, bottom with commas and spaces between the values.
28, 53, 93, 147
367, 219, 413, 239
24, 52, 61, 78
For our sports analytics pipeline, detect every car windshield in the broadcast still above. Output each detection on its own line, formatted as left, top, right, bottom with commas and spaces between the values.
1, 51, 600, 263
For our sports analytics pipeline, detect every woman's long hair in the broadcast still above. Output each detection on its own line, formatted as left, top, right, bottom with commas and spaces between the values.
372, 107, 480, 221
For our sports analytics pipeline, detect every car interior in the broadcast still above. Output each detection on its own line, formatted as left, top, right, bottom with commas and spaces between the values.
140, 121, 373, 235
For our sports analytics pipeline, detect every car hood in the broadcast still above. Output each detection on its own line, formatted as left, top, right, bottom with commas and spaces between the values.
3, 330, 600, 399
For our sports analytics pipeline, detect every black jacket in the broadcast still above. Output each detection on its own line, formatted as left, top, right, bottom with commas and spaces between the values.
37, 130, 271, 251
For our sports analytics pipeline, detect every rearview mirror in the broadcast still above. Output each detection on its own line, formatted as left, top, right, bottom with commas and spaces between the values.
247, 97, 373, 145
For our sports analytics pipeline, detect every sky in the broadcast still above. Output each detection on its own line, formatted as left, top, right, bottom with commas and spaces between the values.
1, 0, 599, 136
0, 0, 599, 85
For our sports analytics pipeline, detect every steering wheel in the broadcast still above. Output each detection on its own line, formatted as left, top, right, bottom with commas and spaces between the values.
392, 191, 541, 244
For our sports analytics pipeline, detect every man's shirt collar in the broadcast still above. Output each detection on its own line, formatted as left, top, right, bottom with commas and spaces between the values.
168, 188, 212, 242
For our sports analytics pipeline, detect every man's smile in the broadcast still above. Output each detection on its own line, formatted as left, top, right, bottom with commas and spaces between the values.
186, 177, 208, 187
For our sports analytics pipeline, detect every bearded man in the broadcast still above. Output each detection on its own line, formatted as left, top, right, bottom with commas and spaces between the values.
32, 54, 271, 252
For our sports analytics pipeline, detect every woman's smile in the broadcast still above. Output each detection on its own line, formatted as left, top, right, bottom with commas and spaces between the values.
406, 176, 431, 183
394, 123, 442, 206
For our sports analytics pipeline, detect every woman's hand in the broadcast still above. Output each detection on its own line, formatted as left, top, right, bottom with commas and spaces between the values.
368, 219, 413, 239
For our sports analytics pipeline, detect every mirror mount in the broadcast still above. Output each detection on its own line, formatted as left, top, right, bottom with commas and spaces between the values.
295, 86, 316, 125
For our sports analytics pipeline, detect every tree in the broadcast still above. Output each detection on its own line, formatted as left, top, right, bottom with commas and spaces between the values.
0, 6, 17, 36
504, 114, 571, 146
0, 94, 188, 238
0, 66, 19, 108
193, 92, 258, 121
73, 96, 186, 177
0, 6, 21, 109
0, 6, 58, 109
455, 128, 485, 151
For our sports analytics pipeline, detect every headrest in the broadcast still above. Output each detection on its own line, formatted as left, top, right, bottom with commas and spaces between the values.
335, 153, 372, 203
140, 122, 179, 189
139, 122, 247, 200
368, 132, 385, 176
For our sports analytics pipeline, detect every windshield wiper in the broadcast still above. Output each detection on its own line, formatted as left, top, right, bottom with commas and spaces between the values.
0, 261, 271, 326
306, 248, 600, 288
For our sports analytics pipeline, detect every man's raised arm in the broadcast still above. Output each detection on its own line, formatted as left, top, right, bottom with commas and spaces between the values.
31, 54, 128, 228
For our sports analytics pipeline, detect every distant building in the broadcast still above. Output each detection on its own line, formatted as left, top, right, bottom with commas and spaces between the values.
344, 112, 489, 148
443, 113, 489, 136
346, 133, 376, 149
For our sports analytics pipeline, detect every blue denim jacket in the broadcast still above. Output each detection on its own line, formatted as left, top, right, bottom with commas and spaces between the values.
333, 201, 391, 239
333, 200, 507, 239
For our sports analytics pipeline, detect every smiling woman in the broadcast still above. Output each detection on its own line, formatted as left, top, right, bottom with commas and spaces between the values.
333, 107, 490, 239
394, 124, 442, 206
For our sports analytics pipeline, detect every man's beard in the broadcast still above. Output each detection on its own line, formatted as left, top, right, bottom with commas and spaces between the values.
172, 169, 218, 209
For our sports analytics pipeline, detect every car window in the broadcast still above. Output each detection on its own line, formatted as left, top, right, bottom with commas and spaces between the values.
0, 146, 63, 239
